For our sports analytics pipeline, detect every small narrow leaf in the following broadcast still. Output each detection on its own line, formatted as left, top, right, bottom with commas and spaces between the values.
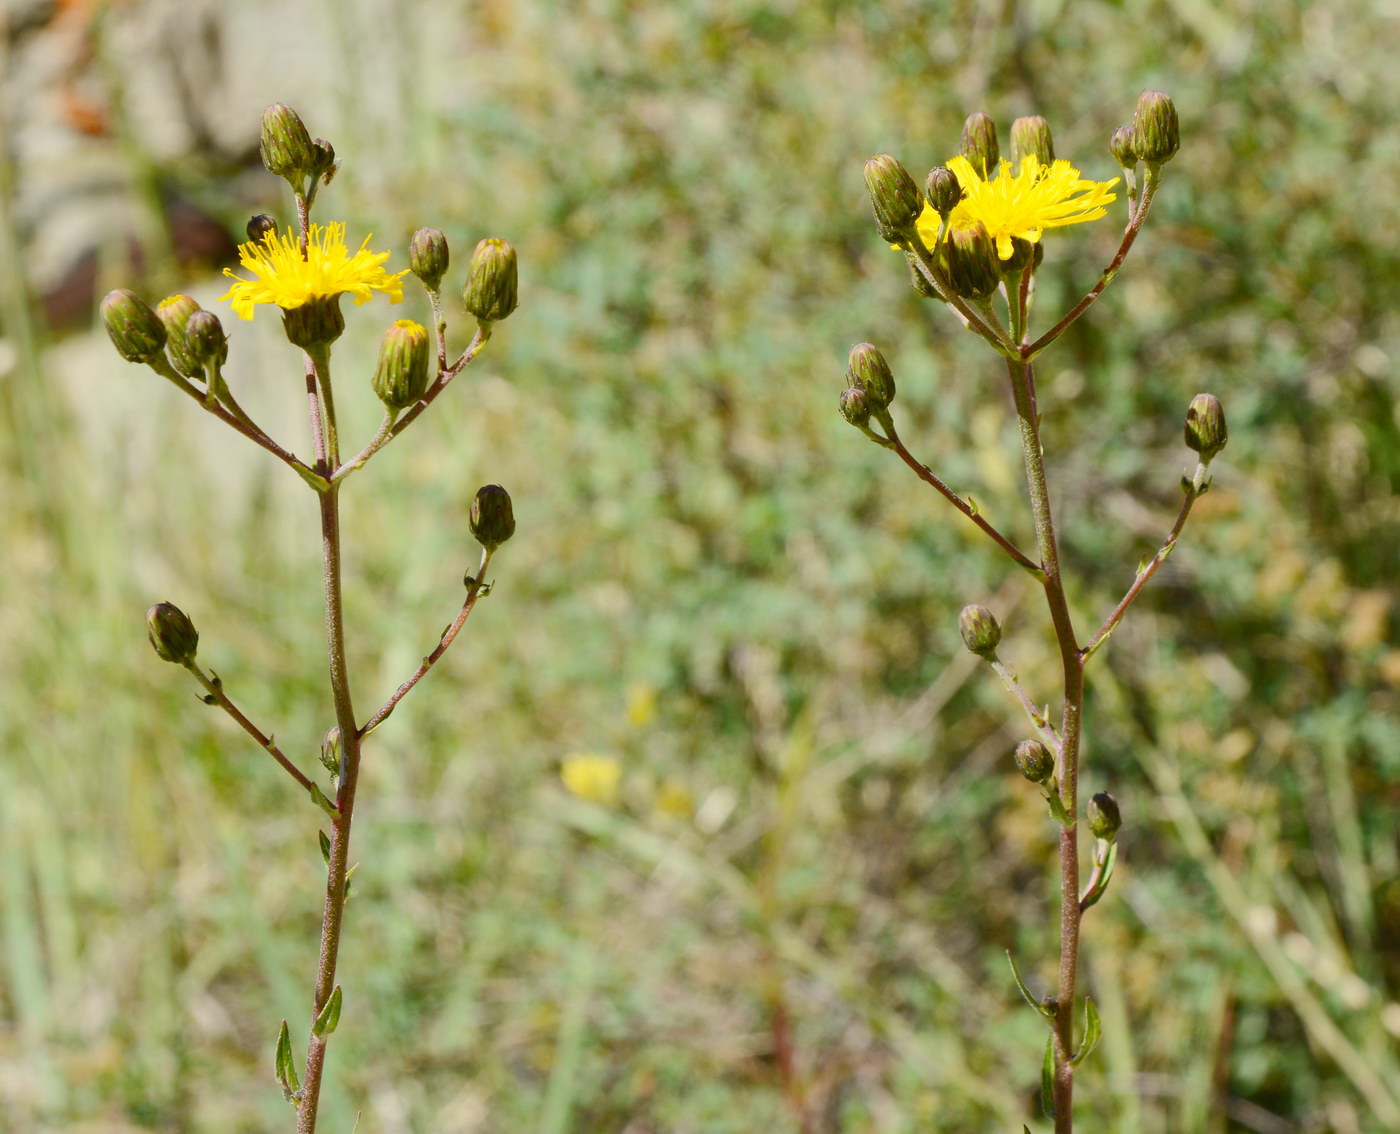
318, 830, 331, 866
312, 986, 343, 1038
308, 782, 339, 817
1071, 996, 1102, 1068
1040, 1032, 1056, 1118
1006, 951, 1054, 1019
1080, 842, 1119, 911
274, 1019, 300, 1102
967, 495, 980, 516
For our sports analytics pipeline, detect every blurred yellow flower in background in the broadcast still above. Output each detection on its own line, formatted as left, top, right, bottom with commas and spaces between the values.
560, 753, 623, 806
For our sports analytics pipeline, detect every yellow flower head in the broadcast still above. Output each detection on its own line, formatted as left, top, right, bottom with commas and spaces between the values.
916, 155, 1118, 261
220, 222, 407, 321
560, 753, 623, 807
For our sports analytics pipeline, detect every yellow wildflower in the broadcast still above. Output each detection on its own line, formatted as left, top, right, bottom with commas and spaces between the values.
560, 753, 622, 806
220, 222, 407, 321
915, 155, 1118, 261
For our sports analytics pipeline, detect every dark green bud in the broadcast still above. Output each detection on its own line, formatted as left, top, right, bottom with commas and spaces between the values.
1001, 237, 1043, 278
409, 227, 450, 291
184, 310, 228, 371
157, 293, 204, 378
838, 387, 872, 428
1184, 393, 1228, 462
146, 601, 198, 665
924, 165, 962, 220
1010, 115, 1055, 169
247, 213, 279, 243
946, 222, 1002, 300
863, 153, 924, 238
1132, 91, 1179, 165
958, 603, 1002, 659
470, 484, 515, 550
282, 296, 345, 350
960, 112, 1001, 176
462, 238, 518, 324
1087, 792, 1122, 841
846, 342, 895, 411
259, 103, 316, 181
372, 319, 432, 412
320, 726, 342, 779
1109, 126, 1137, 168
1013, 739, 1055, 785
101, 289, 167, 364
310, 138, 337, 182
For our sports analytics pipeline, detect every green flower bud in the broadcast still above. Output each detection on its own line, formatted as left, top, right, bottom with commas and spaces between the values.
924, 165, 962, 220
838, 386, 872, 429
1184, 393, 1228, 462
310, 138, 337, 181
146, 601, 198, 665
259, 103, 317, 182
462, 238, 519, 324
247, 213, 279, 243
1132, 91, 1179, 165
320, 726, 342, 779
158, 293, 204, 378
184, 310, 228, 371
470, 484, 516, 550
863, 153, 924, 239
1013, 739, 1055, 785
282, 296, 345, 350
1010, 115, 1055, 169
372, 319, 432, 412
960, 112, 1001, 176
846, 342, 895, 411
409, 227, 450, 291
1087, 792, 1122, 841
1109, 125, 1137, 168
101, 289, 167, 364
946, 222, 1002, 300
958, 603, 1002, 659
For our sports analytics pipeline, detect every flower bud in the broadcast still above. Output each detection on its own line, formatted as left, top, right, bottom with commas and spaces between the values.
372, 319, 432, 412
409, 227, 450, 291
247, 213, 279, 244
185, 310, 228, 371
462, 238, 518, 324
1001, 237, 1043, 278
924, 165, 962, 220
101, 289, 167, 364
1109, 126, 1137, 168
1010, 115, 1055, 169
146, 601, 198, 665
157, 293, 204, 378
863, 154, 924, 238
1087, 792, 1122, 841
946, 222, 1001, 300
470, 484, 516, 550
1132, 91, 1179, 165
838, 386, 872, 429
282, 296, 345, 350
1184, 393, 1228, 462
320, 726, 342, 778
960, 112, 1001, 176
259, 103, 317, 182
310, 138, 337, 181
1013, 739, 1055, 785
846, 342, 895, 411
958, 603, 1002, 659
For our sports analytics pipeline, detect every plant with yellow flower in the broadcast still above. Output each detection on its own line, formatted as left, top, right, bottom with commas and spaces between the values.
845, 92, 1224, 1133
103, 103, 521, 1132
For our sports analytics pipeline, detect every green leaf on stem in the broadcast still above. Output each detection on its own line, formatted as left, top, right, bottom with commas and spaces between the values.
318, 829, 331, 866
1080, 841, 1119, 911
1006, 951, 1055, 1019
1071, 996, 1102, 1067
274, 1019, 300, 1103
308, 782, 339, 817
312, 985, 343, 1038
1044, 787, 1075, 828
1040, 1031, 1056, 1117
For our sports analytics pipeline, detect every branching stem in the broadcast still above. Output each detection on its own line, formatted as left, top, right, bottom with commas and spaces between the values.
186, 663, 320, 796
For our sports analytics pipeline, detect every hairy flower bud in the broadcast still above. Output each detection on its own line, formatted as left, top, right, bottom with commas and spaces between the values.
1184, 393, 1228, 462
1013, 739, 1055, 785
101, 289, 167, 364
247, 213, 279, 244
863, 154, 924, 239
146, 602, 199, 665
1087, 792, 1122, 841
946, 222, 1002, 300
958, 603, 1002, 659
846, 342, 895, 411
838, 386, 872, 428
1109, 126, 1137, 168
470, 484, 516, 550
924, 165, 962, 220
1132, 91, 1179, 165
157, 293, 204, 378
960, 112, 1001, 176
372, 319, 432, 412
259, 103, 316, 182
1010, 115, 1055, 169
409, 227, 450, 291
185, 310, 228, 372
462, 238, 518, 324
282, 296, 345, 350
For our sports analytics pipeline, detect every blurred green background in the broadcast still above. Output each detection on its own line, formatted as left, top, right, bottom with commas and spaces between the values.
2, 0, 1399, 1131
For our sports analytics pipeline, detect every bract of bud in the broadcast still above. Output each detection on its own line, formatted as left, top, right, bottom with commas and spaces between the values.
863, 154, 924, 238
462, 238, 519, 324
247, 213, 279, 243
372, 319, 432, 412
101, 288, 167, 364
259, 103, 317, 182
320, 726, 343, 778
960, 112, 1001, 177
1109, 126, 1138, 168
924, 165, 963, 220
470, 484, 516, 550
838, 386, 872, 429
282, 296, 345, 350
185, 310, 228, 371
1013, 739, 1055, 785
158, 293, 204, 378
958, 603, 1002, 659
846, 342, 895, 411
146, 601, 199, 665
946, 222, 1002, 300
1132, 91, 1179, 165
1087, 792, 1122, 841
1010, 115, 1055, 169
409, 227, 450, 291
1184, 393, 1228, 462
